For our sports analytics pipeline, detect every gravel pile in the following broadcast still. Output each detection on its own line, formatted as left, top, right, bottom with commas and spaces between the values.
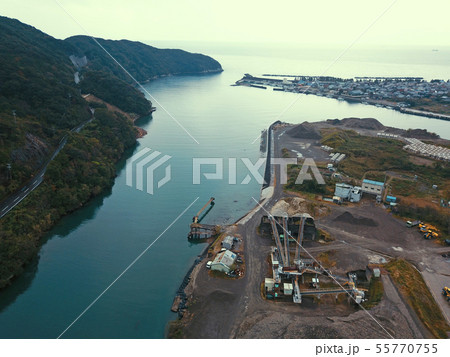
333, 211, 378, 227
287, 122, 322, 139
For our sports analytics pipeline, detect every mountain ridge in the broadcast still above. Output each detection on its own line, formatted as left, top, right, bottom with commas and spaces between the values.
65, 35, 223, 84
0, 15, 223, 288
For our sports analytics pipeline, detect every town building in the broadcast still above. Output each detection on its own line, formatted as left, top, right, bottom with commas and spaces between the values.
334, 184, 362, 202
385, 195, 397, 203
350, 186, 362, 202
361, 179, 384, 195
334, 183, 353, 200
211, 250, 236, 273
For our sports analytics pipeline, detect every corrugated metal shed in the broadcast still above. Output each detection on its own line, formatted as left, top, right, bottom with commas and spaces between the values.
334, 183, 352, 199
211, 250, 236, 273
283, 283, 293, 295
222, 235, 234, 250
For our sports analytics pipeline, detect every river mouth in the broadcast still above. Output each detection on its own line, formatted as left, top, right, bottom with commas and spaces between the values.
0, 45, 449, 338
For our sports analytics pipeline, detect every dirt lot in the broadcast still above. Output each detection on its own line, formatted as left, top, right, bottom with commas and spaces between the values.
180, 197, 436, 338
175, 123, 449, 339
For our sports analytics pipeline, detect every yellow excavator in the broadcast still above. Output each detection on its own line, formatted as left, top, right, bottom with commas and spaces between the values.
424, 231, 439, 240
443, 287, 450, 302
419, 223, 438, 233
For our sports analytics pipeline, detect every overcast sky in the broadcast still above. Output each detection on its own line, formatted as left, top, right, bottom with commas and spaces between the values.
2, 0, 450, 47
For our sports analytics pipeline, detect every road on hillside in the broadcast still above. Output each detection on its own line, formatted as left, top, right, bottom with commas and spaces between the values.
0, 115, 94, 219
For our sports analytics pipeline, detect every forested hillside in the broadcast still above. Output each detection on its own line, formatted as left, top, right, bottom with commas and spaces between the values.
0, 15, 222, 288
66, 35, 223, 83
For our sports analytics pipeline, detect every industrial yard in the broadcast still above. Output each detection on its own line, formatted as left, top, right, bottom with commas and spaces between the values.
170, 118, 450, 339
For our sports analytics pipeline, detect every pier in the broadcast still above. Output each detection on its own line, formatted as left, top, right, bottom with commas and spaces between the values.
188, 198, 217, 240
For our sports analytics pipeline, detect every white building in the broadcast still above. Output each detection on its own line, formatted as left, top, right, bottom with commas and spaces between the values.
265, 278, 275, 290
211, 250, 236, 273
283, 283, 293, 295
350, 186, 362, 202
221, 236, 234, 250
361, 179, 384, 195
334, 183, 353, 199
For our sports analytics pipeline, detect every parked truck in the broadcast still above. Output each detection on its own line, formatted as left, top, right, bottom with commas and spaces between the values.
406, 220, 421, 228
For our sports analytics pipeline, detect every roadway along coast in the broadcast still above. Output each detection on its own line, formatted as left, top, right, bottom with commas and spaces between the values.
173, 119, 449, 339
0, 114, 94, 219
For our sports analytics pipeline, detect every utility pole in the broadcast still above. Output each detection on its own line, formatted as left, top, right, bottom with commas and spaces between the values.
6, 163, 11, 180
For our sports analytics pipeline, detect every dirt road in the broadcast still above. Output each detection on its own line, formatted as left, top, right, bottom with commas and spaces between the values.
179, 124, 445, 339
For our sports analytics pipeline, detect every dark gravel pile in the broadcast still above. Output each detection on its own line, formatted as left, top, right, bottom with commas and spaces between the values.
333, 211, 378, 227
287, 122, 321, 139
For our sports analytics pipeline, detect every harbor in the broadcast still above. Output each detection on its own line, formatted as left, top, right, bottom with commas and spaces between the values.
1, 46, 449, 339
172, 117, 450, 339
235, 74, 450, 121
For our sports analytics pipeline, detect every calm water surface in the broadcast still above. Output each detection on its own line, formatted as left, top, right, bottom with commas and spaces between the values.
0, 44, 448, 338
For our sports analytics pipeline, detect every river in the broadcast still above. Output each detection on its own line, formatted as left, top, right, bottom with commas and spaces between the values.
0, 43, 449, 338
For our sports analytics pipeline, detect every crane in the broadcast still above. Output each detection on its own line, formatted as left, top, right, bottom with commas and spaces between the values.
192, 197, 215, 224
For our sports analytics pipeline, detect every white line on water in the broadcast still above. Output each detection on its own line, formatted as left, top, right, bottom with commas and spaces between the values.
57, 197, 199, 339
54, 0, 200, 145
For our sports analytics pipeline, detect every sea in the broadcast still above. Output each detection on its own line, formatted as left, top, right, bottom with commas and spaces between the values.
0, 43, 449, 338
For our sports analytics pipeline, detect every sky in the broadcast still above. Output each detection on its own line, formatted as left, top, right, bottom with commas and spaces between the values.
2, 0, 450, 47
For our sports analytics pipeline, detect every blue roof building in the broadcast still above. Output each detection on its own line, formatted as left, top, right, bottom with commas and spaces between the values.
385, 195, 397, 203
361, 179, 384, 195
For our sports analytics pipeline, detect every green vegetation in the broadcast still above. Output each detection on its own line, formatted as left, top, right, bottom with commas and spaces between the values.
285, 163, 340, 198
0, 16, 92, 200
321, 129, 412, 179
0, 16, 222, 202
396, 204, 449, 240
0, 16, 223, 288
406, 98, 450, 116
364, 172, 386, 182
316, 228, 334, 242
80, 70, 151, 116
285, 164, 328, 195
390, 178, 420, 197
320, 129, 449, 187
386, 259, 450, 338
362, 277, 383, 309
66, 36, 222, 84
0, 16, 151, 201
0, 109, 137, 288
316, 250, 336, 269
167, 320, 185, 339
317, 129, 449, 238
